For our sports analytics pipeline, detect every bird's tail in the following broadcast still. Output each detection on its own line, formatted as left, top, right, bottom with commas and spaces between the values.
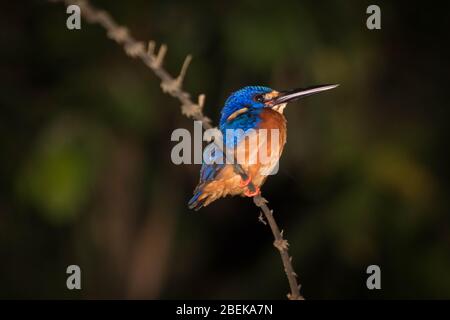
188, 188, 207, 211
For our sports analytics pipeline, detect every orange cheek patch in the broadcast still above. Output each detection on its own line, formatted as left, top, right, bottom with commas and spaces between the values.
264, 91, 280, 101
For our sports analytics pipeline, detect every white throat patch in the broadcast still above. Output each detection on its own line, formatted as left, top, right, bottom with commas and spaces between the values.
272, 103, 287, 114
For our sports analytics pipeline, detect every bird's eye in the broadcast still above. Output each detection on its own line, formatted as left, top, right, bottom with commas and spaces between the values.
253, 94, 265, 103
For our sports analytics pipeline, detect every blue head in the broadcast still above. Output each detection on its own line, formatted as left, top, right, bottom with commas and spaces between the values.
219, 84, 340, 130
219, 86, 273, 129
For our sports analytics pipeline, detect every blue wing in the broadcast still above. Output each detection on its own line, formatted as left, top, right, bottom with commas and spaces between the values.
188, 142, 225, 210
189, 109, 263, 210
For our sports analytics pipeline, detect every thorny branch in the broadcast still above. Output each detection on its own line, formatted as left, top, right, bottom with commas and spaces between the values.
52, 0, 304, 300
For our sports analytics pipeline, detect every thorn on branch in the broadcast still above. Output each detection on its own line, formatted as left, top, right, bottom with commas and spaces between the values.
147, 41, 156, 57
274, 239, 289, 251
258, 212, 267, 225
154, 44, 167, 68
161, 54, 193, 95
181, 93, 205, 118
161, 54, 193, 94
174, 55, 192, 88
198, 93, 205, 110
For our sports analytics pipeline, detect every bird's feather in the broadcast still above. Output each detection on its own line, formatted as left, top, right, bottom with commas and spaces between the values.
189, 108, 287, 210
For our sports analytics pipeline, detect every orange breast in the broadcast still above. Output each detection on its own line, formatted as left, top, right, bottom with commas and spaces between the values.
235, 108, 287, 185
258, 108, 287, 138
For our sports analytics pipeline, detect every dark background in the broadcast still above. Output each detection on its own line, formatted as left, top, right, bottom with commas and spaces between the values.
1, 0, 449, 299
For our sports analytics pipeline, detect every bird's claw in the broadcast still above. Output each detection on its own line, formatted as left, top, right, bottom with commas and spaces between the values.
244, 186, 260, 197
239, 175, 252, 188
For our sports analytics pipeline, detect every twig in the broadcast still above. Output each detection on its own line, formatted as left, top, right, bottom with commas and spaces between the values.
254, 196, 304, 300
51, 0, 303, 300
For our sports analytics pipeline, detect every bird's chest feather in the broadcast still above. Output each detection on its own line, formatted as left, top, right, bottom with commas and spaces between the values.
222, 108, 287, 182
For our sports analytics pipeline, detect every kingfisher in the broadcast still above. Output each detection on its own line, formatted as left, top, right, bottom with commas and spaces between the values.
188, 84, 338, 210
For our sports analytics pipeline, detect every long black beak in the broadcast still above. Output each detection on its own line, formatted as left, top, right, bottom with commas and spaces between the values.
270, 84, 339, 106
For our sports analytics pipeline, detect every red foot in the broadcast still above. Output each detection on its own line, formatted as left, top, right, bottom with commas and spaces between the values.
239, 175, 252, 188
244, 186, 260, 197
